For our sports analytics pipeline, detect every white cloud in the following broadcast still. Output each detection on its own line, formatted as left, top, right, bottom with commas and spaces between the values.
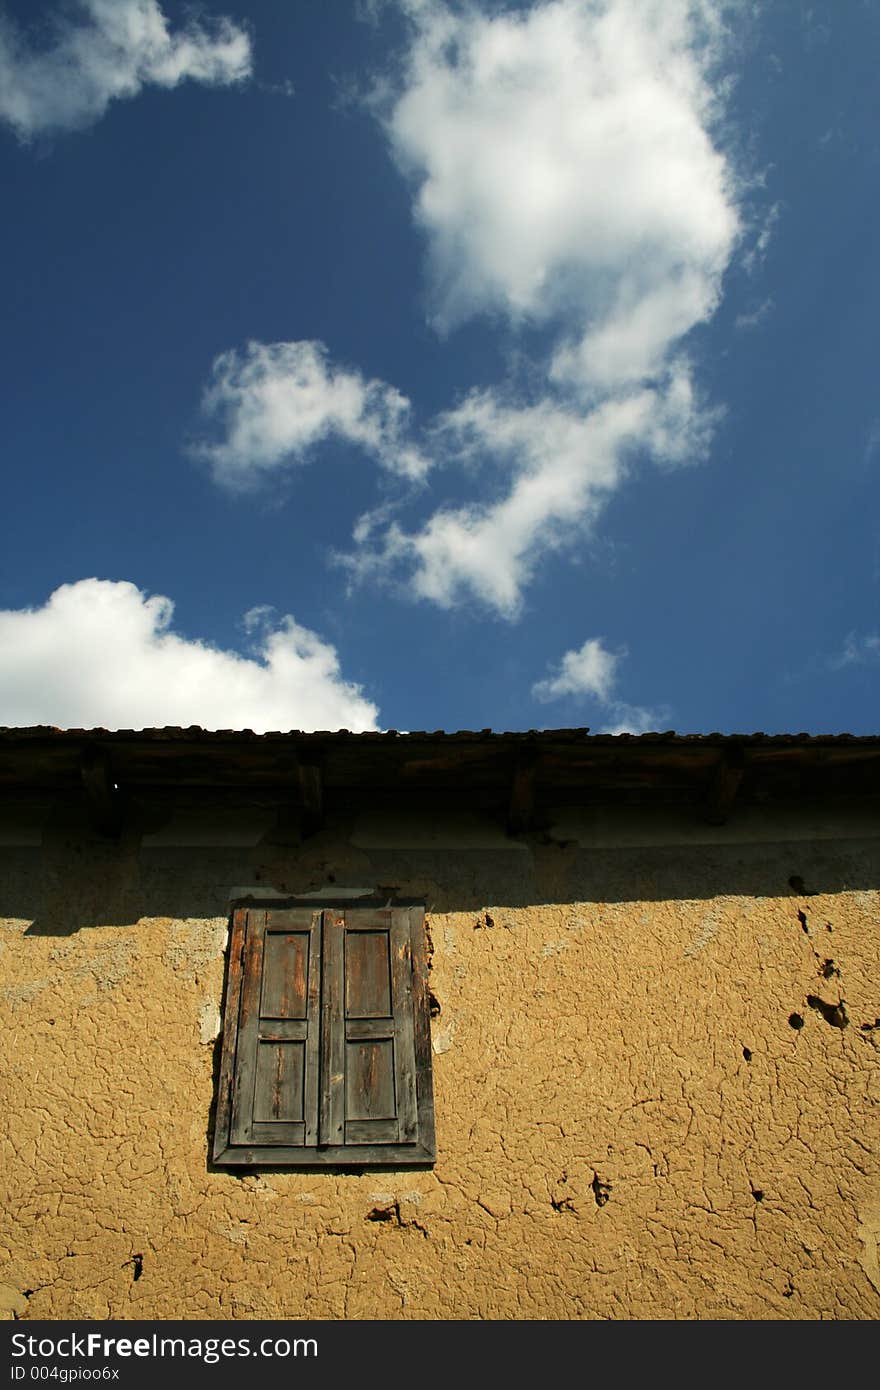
337, 0, 746, 613
532, 637, 619, 701
532, 635, 666, 732
194, 340, 429, 489
387, 0, 740, 390
351, 386, 656, 615
347, 359, 716, 616
0, 580, 379, 732
0, 0, 251, 141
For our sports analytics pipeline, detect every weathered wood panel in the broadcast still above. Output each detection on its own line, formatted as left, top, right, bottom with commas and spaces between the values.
345, 1039, 395, 1121
253, 1041, 304, 1123
260, 931, 309, 1019
344, 930, 391, 1018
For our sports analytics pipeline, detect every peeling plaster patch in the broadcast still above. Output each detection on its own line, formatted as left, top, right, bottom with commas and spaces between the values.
240, 1174, 275, 1194
369, 1191, 424, 1209
72, 939, 137, 996
4, 935, 138, 1006
1, 979, 44, 1005
199, 1002, 221, 1045
432, 1020, 456, 1055
857, 1201, 880, 1294
683, 907, 722, 957
541, 939, 569, 958
163, 919, 227, 983
216, 1223, 250, 1247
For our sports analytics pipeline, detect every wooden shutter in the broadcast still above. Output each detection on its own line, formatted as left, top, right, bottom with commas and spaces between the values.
213, 903, 435, 1167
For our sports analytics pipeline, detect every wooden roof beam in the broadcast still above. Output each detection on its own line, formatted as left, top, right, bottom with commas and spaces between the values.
297, 760, 323, 837
704, 747, 745, 825
507, 746, 539, 836
80, 744, 124, 837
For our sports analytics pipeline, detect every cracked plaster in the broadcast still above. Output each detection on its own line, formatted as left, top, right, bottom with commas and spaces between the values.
0, 814, 878, 1320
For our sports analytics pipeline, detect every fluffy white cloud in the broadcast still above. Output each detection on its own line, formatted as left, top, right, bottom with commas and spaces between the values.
0, 580, 378, 732
336, 0, 745, 613
532, 637, 619, 701
387, 0, 739, 390
532, 635, 665, 732
0, 0, 251, 141
195, 340, 429, 488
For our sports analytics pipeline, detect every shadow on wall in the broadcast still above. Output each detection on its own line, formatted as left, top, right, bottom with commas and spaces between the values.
2, 815, 878, 936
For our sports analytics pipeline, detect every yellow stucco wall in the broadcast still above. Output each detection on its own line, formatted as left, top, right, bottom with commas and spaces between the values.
1, 804, 878, 1320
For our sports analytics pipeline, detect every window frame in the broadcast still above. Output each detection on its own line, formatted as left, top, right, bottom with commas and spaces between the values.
211, 899, 435, 1168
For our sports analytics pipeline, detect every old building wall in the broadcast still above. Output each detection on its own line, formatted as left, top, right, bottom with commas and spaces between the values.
1, 803, 878, 1320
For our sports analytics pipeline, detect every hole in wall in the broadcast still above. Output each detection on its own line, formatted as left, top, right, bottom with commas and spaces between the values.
806, 995, 848, 1029
591, 1173, 612, 1207
742, 1047, 752, 1062
366, 1205, 398, 1223
789, 1013, 805, 1030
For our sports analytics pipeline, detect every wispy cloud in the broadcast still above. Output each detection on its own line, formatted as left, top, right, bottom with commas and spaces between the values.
0, 0, 252, 142
193, 339, 429, 489
735, 296, 774, 330
532, 635, 665, 732
828, 632, 880, 670
741, 199, 781, 275
348, 387, 672, 616
0, 579, 378, 732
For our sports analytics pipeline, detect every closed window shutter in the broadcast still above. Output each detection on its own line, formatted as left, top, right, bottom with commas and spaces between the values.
213, 903, 434, 1167
231, 907, 321, 1148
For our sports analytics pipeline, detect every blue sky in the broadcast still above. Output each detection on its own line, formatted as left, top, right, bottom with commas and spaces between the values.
0, 0, 877, 734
